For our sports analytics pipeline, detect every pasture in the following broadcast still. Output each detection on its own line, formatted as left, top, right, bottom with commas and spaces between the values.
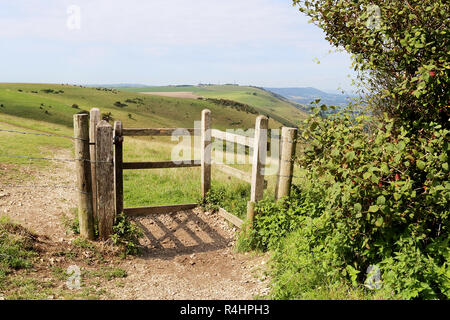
0, 83, 296, 219
120, 85, 308, 127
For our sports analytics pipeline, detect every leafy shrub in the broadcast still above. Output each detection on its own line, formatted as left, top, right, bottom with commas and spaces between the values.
111, 213, 143, 256
102, 112, 113, 122
113, 101, 128, 108
244, 106, 448, 299
204, 98, 258, 115
238, 186, 325, 251
62, 208, 80, 235
293, 107, 448, 299
199, 184, 250, 219
293, 0, 449, 127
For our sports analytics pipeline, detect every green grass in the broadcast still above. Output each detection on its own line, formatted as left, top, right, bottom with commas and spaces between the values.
0, 217, 36, 288
119, 85, 308, 127
0, 83, 282, 130
0, 82, 289, 217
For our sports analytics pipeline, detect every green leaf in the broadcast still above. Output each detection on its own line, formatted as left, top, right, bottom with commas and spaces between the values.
346, 151, 356, 162
369, 205, 379, 213
375, 217, 384, 227
363, 172, 372, 180
417, 160, 426, 170
376, 196, 386, 205
354, 203, 362, 212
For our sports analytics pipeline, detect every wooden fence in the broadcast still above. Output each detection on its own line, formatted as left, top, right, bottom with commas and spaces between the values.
74, 108, 297, 240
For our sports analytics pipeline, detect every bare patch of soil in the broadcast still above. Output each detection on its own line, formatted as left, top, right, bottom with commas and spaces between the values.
0, 150, 270, 300
139, 92, 202, 99
105, 208, 270, 299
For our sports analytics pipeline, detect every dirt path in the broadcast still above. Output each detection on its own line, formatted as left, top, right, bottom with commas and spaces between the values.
0, 150, 270, 299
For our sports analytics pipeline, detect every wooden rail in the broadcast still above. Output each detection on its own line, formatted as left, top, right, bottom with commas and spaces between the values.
218, 208, 243, 228
122, 128, 197, 137
214, 164, 268, 189
211, 129, 254, 147
123, 161, 200, 170
215, 164, 252, 183
85, 108, 297, 242
124, 204, 198, 216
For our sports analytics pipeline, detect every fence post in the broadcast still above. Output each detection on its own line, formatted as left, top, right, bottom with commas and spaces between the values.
89, 108, 100, 219
275, 127, 298, 200
246, 201, 255, 231
114, 120, 123, 216
250, 115, 268, 203
96, 120, 115, 240
74, 114, 95, 240
201, 109, 211, 198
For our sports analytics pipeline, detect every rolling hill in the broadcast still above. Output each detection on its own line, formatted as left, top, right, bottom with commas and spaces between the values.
264, 87, 354, 108
118, 85, 309, 127
0, 83, 283, 131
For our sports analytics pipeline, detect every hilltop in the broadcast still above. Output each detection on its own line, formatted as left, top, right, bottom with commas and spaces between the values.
0, 83, 282, 131
264, 87, 355, 107
119, 85, 308, 127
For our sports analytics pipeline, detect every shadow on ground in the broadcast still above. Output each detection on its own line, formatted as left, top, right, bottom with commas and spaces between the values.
132, 209, 232, 260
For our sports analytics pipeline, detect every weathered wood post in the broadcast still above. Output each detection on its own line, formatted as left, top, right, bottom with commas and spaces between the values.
74, 114, 95, 240
275, 127, 298, 200
201, 109, 211, 198
250, 115, 268, 203
246, 201, 255, 231
114, 120, 124, 216
89, 108, 100, 219
247, 115, 268, 226
95, 120, 115, 240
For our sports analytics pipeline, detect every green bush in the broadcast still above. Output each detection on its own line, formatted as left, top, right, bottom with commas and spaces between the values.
293, 0, 449, 127
292, 108, 448, 299
111, 213, 143, 256
238, 186, 325, 251
199, 184, 250, 219
244, 107, 449, 299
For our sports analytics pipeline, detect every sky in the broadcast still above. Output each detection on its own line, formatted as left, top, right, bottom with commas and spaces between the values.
0, 0, 356, 92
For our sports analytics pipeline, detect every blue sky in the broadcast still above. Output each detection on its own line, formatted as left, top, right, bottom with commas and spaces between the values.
0, 0, 356, 92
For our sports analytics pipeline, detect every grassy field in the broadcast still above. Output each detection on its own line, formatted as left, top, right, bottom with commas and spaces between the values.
0, 83, 291, 219
0, 83, 282, 130
119, 85, 308, 127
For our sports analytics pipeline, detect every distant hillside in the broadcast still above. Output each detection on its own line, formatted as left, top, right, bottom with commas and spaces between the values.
0, 83, 282, 131
265, 87, 354, 108
120, 85, 309, 127
85, 83, 151, 88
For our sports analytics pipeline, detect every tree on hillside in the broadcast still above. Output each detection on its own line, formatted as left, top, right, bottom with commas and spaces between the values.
293, 0, 449, 126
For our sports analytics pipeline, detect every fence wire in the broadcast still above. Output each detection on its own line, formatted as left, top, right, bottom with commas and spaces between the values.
0, 126, 105, 195
0, 127, 112, 163
0, 154, 110, 163
0, 128, 88, 141
0, 184, 90, 194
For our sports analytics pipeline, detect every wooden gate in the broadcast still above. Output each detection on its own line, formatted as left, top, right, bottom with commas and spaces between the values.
87, 108, 296, 239
112, 109, 269, 226
113, 122, 200, 218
